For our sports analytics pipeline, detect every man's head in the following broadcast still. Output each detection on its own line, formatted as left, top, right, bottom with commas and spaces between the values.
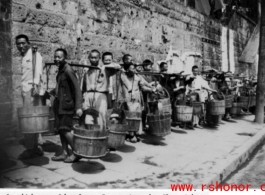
142, 59, 153, 71
159, 62, 168, 72
122, 54, 132, 65
225, 77, 232, 87
192, 65, 199, 76
89, 49, 100, 66
124, 62, 135, 77
54, 48, 67, 66
102, 52, 113, 65
136, 65, 143, 72
15, 34, 30, 55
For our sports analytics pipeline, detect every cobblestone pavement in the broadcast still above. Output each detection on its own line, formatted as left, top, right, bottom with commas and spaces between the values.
1, 114, 264, 189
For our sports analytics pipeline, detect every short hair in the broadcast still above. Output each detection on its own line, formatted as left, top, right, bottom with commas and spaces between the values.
15, 34, 29, 43
90, 49, 100, 57
192, 65, 199, 71
55, 48, 68, 58
122, 54, 132, 62
159, 62, 167, 69
143, 59, 153, 66
102, 52, 113, 61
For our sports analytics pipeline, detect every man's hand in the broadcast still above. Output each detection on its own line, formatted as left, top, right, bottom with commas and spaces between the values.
76, 109, 83, 117
113, 63, 122, 70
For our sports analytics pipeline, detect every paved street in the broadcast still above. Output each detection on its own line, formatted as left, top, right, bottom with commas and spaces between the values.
1, 114, 265, 189
226, 142, 265, 187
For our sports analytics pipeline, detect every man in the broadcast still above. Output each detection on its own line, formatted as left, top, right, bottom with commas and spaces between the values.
102, 52, 117, 109
82, 50, 121, 131
122, 54, 133, 66
159, 62, 168, 73
118, 62, 155, 142
16, 34, 44, 159
51, 48, 83, 163
141, 59, 155, 83
186, 65, 217, 128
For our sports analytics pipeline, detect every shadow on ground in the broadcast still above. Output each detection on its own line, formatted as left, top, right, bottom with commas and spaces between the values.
42, 140, 63, 156
100, 152, 122, 163
72, 161, 105, 174
117, 144, 136, 153
141, 134, 167, 146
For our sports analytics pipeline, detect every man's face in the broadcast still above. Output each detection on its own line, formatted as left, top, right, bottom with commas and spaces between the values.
103, 55, 113, 65
16, 38, 30, 55
136, 66, 143, 72
144, 64, 152, 71
126, 65, 136, 77
192, 68, 199, 76
225, 78, 231, 87
89, 52, 100, 66
54, 51, 65, 66
123, 56, 132, 65
161, 64, 168, 72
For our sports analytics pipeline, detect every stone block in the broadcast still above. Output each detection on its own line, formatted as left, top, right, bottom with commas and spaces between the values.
25, 9, 66, 28
12, 4, 28, 22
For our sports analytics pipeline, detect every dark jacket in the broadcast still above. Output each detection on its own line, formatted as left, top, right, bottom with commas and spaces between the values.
56, 63, 82, 115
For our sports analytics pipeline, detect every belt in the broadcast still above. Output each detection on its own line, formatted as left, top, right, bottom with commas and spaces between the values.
86, 91, 108, 94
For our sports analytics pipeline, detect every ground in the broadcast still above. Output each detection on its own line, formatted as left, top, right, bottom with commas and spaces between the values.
0, 114, 265, 189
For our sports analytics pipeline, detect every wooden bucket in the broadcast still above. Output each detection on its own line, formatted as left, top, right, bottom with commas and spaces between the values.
17, 106, 49, 134
225, 95, 234, 108
42, 107, 57, 136
124, 111, 141, 132
206, 100, 225, 115
206, 114, 222, 126
73, 124, 108, 159
146, 113, 171, 137
191, 102, 202, 115
239, 96, 249, 109
230, 102, 242, 115
107, 124, 127, 149
175, 106, 193, 122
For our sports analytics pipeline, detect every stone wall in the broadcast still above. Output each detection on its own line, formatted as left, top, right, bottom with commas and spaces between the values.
0, 0, 13, 141
9, 0, 256, 137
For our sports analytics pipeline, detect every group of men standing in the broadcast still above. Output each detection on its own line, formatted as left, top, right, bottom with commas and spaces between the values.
16, 33, 252, 163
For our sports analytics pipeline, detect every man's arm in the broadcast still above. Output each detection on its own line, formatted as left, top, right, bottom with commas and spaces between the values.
139, 76, 154, 92
65, 67, 83, 112
105, 63, 121, 77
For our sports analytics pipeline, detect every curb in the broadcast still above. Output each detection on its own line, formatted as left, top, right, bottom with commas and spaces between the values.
205, 127, 265, 184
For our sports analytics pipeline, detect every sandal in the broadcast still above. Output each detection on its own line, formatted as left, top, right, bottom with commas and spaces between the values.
51, 155, 66, 162
64, 155, 80, 163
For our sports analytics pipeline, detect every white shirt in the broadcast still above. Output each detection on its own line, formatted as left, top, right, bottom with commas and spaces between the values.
21, 48, 43, 96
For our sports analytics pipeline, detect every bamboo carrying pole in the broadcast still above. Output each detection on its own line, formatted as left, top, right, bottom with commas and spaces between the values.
255, 0, 265, 124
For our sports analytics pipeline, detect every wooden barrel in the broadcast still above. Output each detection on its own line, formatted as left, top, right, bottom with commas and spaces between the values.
191, 102, 202, 115
206, 114, 222, 126
239, 96, 249, 109
73, 124, 108, 159
146, 113, 171, 137
175, 106, 193, 122
124, 111, 141, 132
107, 122, 128, 149
225, 95, 234, 108
206, 100, 225, 115
230, 102, 242, 115
158, 98, 172, 114
17, 106, 49, 134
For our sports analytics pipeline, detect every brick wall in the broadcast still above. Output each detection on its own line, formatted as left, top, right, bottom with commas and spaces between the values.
9, 0, 256, 138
